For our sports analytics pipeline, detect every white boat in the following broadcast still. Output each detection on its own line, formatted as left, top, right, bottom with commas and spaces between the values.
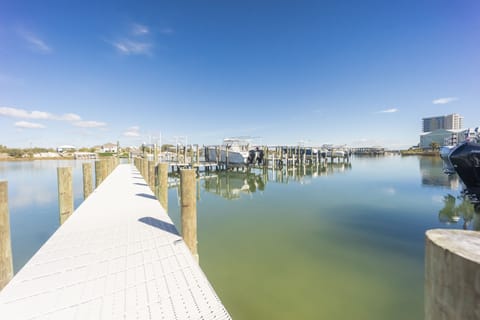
206, 138, 251, 165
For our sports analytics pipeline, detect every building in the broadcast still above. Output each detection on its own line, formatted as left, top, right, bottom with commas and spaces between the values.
96, 143, 118, 153
56, 145, 76, 153
420, 128, 473, 149
422, 113, 463, 132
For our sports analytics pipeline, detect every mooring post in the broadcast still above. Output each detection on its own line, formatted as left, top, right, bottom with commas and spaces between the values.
425, 229, 480, 320
154, 144, 158, 164
0, 181, 13, 291
143, 159, 148, 181
264, 147, 268, 167
158, 163, 168, 212
105, 158, 110, 176
148, 160, 155, 191
102, 159, 108, 182
196, 145, 200, 165
95, 160, 102, 188
82, 162, 93, 199
180, 169, 198, 262
57, 167, 73, 225
225, 146, 229, 170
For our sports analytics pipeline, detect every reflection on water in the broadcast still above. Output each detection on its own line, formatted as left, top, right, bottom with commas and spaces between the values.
420, 156, 459, 189
202, 163, 352, 200
0, 160, 94, 272
438, 193, 480, 230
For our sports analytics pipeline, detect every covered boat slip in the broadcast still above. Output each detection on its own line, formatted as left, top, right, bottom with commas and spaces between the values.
0, 164, 230, 320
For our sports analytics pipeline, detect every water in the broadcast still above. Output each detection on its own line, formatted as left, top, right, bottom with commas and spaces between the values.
0, 156, 476, 319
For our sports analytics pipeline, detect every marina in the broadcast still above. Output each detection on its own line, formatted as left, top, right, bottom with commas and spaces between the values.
0, 154, 479, 319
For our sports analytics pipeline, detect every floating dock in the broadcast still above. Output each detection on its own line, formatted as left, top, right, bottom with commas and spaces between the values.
0, 164, 231, 320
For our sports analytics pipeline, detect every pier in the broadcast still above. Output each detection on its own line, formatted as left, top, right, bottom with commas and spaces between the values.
0, 162, 231, 319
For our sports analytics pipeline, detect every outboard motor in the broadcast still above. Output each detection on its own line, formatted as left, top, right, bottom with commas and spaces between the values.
247, 150, 256, 164
257, 150, 264, 165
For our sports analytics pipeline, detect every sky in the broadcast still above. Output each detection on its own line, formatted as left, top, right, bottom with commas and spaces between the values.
0, 0, 479, 149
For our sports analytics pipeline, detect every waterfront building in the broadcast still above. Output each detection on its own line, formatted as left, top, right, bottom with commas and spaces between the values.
422, 113, 463, 132
420, 128, 475, 149
56, 145, 76, 153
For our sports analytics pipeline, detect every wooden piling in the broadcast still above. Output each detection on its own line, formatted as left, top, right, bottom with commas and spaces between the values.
148, 160, 155, 191
143, 159, 148, 181
95, 160, 102, 188
180, 169, 198, 262
154, 144, 158, 164
225, 146, 229, 169
196, 145, 200, 165
102, 160, 108, 181
82, 163, 93, 199
158, 163, 168, 212
57, 167, 73, 225
0, 181, 13, 290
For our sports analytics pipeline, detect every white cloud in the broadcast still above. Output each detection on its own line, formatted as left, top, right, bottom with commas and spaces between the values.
18, 29, 52, 53
14, 121, 45, 129
377, 108, 398, 113
111, 22, 158, 55
123, 126, 141, 137
73, 121, 107, 128
60, 113, 82, 121
0, 106, 81, 121
432, 97, 458, 105
113, 40, 152, 55
132, 24, 149, 35
0, 107, 50, 119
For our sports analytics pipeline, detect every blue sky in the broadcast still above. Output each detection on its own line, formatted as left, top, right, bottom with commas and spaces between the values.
0, 0, 479, 149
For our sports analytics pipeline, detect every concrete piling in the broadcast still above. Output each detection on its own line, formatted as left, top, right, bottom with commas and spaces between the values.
425, 229, 480, 320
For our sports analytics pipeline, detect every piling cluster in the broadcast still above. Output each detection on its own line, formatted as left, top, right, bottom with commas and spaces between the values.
133, 157, 198, 262
0, 157, 119, 290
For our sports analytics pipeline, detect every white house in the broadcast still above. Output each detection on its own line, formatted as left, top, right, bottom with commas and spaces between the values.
101, 143, 118, 153
56, 145, 76, 153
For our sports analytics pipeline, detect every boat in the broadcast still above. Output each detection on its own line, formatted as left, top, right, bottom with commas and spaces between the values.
441, 128, 480, 199
440, 145, 456, 174
448, 141, 480, 195
205, 138, 251, 165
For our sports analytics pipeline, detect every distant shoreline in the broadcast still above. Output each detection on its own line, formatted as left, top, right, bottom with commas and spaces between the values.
0, 157, 76, 161
400, 150, 440, 157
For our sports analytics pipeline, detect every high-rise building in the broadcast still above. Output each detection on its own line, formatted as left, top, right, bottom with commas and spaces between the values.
422, 113, 463, 132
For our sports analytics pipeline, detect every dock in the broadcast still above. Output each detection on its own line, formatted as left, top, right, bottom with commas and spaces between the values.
0, 164, 231, 319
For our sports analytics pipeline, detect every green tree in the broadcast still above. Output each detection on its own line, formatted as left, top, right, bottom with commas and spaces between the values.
430, 141, 440, 150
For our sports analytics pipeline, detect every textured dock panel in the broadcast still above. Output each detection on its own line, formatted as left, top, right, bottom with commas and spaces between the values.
0, 164, 231, 320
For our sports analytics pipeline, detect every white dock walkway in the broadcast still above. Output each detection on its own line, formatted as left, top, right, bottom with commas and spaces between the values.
0, 164, 231, 320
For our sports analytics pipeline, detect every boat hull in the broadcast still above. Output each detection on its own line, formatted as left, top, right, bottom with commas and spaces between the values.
206, 148, 249, 165
449, 142, 480, 194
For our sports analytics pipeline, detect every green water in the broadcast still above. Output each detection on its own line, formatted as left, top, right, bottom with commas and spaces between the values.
166, 156, 475, 320
1, 156, 476, 319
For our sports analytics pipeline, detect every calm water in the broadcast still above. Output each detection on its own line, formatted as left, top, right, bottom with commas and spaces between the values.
0, 156, 476, 319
